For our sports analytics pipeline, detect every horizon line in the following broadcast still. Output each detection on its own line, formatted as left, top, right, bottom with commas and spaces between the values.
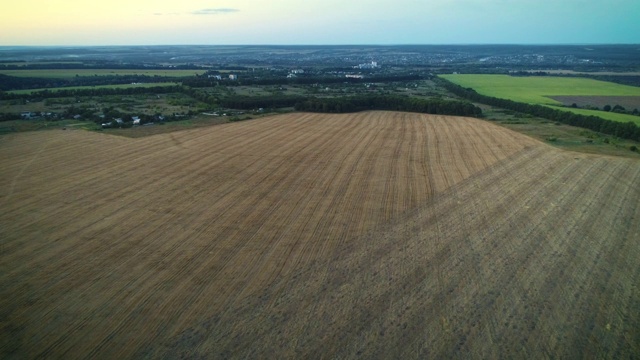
1, 43, 640, 48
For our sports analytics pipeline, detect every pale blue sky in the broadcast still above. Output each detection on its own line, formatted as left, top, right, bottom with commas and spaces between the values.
1, 0, 639, 45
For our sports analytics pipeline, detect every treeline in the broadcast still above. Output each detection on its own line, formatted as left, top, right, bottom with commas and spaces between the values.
438, 77, 640, 141
183, 74, 423, 88
294, 95, 482, 117
590, 75, 640, 88
0, 63, 204, 70
0, 74, 71, 92
220, 95, 306, 109
0, 85, 182, 100
0, 74, 184, 92
509, 71, 640, 88
0, 113, 23, 122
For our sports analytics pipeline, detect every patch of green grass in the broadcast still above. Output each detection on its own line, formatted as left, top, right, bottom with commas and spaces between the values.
0, 69, 206, 79
547, 105, 640, 126
441, 75, 640, 104
480, 106, 640, 158
441, 74, 640, 124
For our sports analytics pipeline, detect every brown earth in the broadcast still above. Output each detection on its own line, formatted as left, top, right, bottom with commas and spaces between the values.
549, 95, 640, 110
1, 112, 639, 358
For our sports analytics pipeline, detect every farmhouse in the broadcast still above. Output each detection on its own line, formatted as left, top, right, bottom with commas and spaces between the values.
229, 74, 238, 80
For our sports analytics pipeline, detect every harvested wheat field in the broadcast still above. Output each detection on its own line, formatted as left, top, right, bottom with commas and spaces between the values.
1, 111, 639, 358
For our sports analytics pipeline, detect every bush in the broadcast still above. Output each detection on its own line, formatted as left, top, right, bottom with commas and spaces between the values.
630, 145, 638, 152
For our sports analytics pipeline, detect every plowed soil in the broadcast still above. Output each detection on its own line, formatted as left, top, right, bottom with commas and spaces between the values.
1, 112, 639, 358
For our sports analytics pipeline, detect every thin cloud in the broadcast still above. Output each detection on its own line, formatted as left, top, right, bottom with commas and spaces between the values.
191, 8, 240, 15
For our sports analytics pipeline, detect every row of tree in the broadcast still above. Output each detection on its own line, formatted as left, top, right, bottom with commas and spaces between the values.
509, 71, 640, 88
221, 95, 307, 109
437, 77, 640, 141
294, 95, 482, 117
182, 74, 424, 88
0, 85, 182, 100
0, 63, 203, 70
0, 112, 22, 122
0, 74, 183, 92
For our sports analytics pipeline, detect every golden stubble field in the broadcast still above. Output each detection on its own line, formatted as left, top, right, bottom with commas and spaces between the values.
1, 111, 639, 358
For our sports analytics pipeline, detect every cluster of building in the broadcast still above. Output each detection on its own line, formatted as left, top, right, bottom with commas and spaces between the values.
207, 74, 238, 80
21, 111, 58, 119
355, 61, 379, 69
287, 69, 305, 78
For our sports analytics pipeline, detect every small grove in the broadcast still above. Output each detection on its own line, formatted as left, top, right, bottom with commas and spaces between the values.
294, 95, 482, 117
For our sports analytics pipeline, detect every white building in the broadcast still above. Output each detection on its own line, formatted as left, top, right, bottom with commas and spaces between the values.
357, 61, 379, 69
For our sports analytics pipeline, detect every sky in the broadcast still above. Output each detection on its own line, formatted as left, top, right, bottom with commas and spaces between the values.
1, 0, 639, 46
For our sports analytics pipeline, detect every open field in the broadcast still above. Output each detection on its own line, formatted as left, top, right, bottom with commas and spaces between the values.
549, 95, 640, 110
441, 74, 640, 124
525, 70, 640, 76
546, 106, 640, 126
0, 69, 206, 79
1, 112, 639, 358
7, 82, 179, 95
478, 106, 640, 158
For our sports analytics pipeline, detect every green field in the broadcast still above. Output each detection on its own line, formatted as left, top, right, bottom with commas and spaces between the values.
8, 82, 178, 95
0, 69, 206, 79
441, 74, 640, 124
547, 105, 640, 125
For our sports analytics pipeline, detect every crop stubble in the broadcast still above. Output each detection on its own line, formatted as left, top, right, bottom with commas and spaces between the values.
0, 111, 638, 358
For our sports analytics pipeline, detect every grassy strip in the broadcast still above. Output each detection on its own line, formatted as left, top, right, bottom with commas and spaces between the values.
546, 106, 640, 126
480, 107, 640, 158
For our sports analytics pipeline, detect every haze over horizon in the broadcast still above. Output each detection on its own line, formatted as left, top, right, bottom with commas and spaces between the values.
1, 0, 639, 46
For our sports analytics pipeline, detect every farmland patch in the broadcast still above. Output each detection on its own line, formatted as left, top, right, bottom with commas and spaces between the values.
1, 112, 638, 358
549, 95, 640, 110
442, 74, 640, 124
